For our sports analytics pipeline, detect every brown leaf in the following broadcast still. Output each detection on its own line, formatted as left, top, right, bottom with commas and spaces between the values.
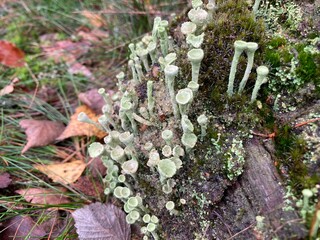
77, 29, 109, 42
71, 176, 104, 197
0, 172, 12, 188
78, 89, 105, 114
72, 202, 131, 240
20, 120, 65, 154
81, 10, 106, 28
68, 62, 93, 78
0, 77, 19, 97
87, 157, 107, 178
56, 105, 107, 141
34, 160, 86, 185
0, 40, 25, 67
16, 187, 70, 205
2, 215, 46, 240
42, 40, 90, 64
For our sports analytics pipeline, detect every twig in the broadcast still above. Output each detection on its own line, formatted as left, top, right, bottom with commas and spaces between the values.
227, 223, 254, 240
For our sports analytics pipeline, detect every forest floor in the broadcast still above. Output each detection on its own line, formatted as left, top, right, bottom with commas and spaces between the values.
0, 0, 320, 239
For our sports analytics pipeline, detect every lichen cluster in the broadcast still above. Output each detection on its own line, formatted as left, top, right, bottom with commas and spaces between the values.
77, 0, 289, 238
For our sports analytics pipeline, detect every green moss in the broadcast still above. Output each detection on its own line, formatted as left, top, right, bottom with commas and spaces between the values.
274, 125, 319, 191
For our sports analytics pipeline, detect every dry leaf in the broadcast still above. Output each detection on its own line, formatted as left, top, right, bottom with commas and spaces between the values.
20, 120, 65, 154
42, 40, 90, 64
34, 160, 86, 184
57, 105, 107, 141
68, 62, 93, 78
87, 157, 107, 178
81, 10, 106, 28
78, 89, 105, 114
71, 176, 104, 197
0, 40, 25, 67
2, 215, 46, 240
0, 172, 12, 188
0, 78, 19, 97
72, 202, 131, 240
77, 29, 109, 42
16, 187, 70, 205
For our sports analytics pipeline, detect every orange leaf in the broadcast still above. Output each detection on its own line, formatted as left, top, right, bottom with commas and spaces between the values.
81, 10, 105, 28
34, 160, 86, 184
56, 105, 107, 141
0, 40, 25, 67
16, 187, 70, 205
20, 120, 65, 154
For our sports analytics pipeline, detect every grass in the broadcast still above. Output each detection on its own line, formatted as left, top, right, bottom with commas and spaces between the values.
0, 0, 186, 238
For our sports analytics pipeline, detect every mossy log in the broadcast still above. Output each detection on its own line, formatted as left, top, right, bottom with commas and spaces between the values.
213, 139, 307, 239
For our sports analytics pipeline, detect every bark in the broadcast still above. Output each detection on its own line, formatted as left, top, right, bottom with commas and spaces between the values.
213, 139, 307, 239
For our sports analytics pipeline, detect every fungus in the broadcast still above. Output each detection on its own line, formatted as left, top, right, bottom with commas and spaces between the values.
162, 145, 172, 158
158, 53, 177, 70
111, 145, 126, 163
164, 65, 180, 118
181, 132, 198, 152
116, 71, 125, 93
121, 159, 139, 176
137, 48, 150, 72
157, 158, 177, 183
147, 149, 160, 167
187, 48, 204, 83
187, 81, 199, 96
250, 65, 269, 103
310, 210, 320, 238
197, 114, 208, 140
227, 40, 247, 96
147, 223, 159, 240
181, 114, 194, 133
181, 22, 197, 36
158, 26, 168, 56
238, 42, 259, 93
147, 41, 157, 64
161, 129, 174, 146
188, 8, 208, 27
186, 33, 205, 49
176, 88, 194, 116
147, 81, 155, 118
128, 60, 139, 84
165, 201, 179, 215
88, 142, 104, 158
172, 145, 185, 158
119, 131, 134, 147
143, 214, 151, 223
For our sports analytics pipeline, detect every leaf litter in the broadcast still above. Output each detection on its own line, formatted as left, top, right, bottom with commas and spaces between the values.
72, 202, 131, 240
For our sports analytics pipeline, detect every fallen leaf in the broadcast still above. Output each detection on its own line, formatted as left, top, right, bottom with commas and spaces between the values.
0, 78, 19, 97
72, 202, 131, 240
87, 157, 107, 178
81, 10, 106, 28
0, 40, 25, 67
16, 187, 70, 205
71, 176, 104, 197
20, 120, 65, 154
78, 89, 105, 114
77, 29, 109, 42
56, 105, 107, 141
42, 40, 90, 64
0, 172, 12, 188
34, 160, 86, 184
2, 215, 46, 240
68, 62, 93, 78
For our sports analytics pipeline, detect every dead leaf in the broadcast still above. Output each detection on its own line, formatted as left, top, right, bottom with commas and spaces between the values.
0, 78, 19, 97
2, 215, 46, 240
16, 188, 70, 205
0, 172, 12, 188
42, 40, 90, 64
77, 29, 109, 42
81, 10, 106, 28
68, 62, 93, 78
78, 89, 105, 114
20, 120, 65, 154
87, 157, 107, 178
34, 160, 86, 184
0, 40, 25, 67
56, 105, 107, 141
71, 176, 104, 197
72, 202, 131, 240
